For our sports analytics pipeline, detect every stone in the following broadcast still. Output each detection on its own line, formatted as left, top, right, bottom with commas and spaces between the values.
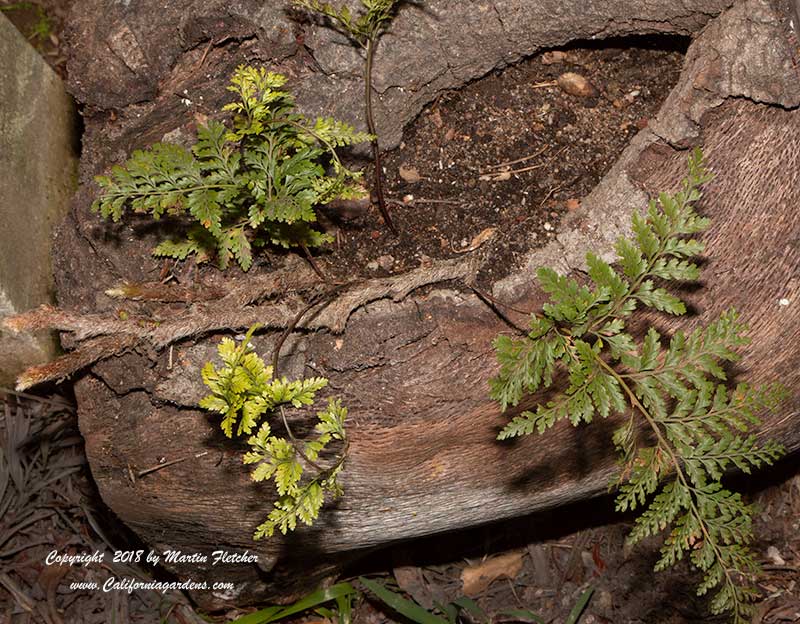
0, 15, 78, 386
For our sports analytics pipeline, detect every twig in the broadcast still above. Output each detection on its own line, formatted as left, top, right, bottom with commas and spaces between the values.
0, 573, 37, 617
531, 80, 558, 89
136, 451, 209, 478
463, 281, 529, 334
539, 183, 565, 209
479, 145, 548, 174
479, 162, 546, 181
196, 39, 214, 71
300, 243, 327, 282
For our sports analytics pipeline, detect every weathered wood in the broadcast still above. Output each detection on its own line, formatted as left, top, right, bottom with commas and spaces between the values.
56, 0, 800, 610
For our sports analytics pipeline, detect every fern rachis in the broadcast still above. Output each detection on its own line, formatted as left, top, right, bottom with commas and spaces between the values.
490, 148, 786, 623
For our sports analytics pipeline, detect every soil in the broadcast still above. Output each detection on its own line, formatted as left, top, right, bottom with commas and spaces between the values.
320, 37, 688, 286
57, 34, 688, 292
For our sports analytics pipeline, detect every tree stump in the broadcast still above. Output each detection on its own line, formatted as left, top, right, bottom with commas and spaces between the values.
30, 0, 800, 609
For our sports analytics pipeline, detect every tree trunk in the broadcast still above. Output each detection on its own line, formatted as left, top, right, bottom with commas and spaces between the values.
48, 0, 800, 610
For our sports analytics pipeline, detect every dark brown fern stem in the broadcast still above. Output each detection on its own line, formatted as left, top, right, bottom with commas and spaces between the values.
365, 37, 397, 235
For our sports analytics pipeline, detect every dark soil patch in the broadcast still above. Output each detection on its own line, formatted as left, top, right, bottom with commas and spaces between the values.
316, 37, 687, 285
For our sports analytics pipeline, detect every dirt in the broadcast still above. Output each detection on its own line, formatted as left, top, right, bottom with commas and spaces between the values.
318, 37, 687, 286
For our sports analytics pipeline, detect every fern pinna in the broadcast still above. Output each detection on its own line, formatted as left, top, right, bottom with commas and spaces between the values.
200, 325, 349, 538
490, 149, 785, 623
92, 66, 370, 271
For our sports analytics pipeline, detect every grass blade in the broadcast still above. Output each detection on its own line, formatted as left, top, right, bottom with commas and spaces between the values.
565, 587, 594, 624
494, 608, 545, 624
231, 582, 358, 624
359, 577, 448, 624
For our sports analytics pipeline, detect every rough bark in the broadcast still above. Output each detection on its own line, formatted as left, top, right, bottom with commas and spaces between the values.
52, 0, 800, 610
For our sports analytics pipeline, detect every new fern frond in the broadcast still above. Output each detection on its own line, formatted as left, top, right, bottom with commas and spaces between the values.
490, 148, 787, 623
93, 66, 371, 271
293, 0, 411, 234
200, 325, 349, 538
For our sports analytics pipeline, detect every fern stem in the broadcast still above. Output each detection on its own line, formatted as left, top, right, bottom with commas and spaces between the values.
279, 405, 326, 473
592, 354, 749, 619
587, 242, 664, 336
365, 37, 396, 234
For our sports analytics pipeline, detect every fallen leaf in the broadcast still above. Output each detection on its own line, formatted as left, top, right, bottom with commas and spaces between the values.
461, 551, 524, 596
393, 565, 434, 609
454, 227, 496, 254
557, 72, 599, 98
399, 164, 421, 183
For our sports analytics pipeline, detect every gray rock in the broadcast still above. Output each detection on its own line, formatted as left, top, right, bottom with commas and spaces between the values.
0, 15, 78, 385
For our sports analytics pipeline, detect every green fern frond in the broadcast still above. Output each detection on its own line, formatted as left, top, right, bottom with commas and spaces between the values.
200, 325, 349, 538
490, 148, 788, 622
92, 65, 369, 270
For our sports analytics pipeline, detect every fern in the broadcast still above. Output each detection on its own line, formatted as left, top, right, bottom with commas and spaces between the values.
200, 325, 349, 538
293, 0, 410, 233
93, 66, 371, 270
490, 148, 787, 623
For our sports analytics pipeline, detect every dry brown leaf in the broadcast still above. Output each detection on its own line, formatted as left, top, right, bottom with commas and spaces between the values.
541, 50, 569, 65
461, 551, 524, 596
393, 565, 434, 609
454, 227, 496, 254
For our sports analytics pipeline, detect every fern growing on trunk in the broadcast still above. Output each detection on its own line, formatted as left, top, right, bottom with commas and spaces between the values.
92, 66, 370, 271
292, 0, 409, 234
200, 325, 349, 538
490, 148, 786, 623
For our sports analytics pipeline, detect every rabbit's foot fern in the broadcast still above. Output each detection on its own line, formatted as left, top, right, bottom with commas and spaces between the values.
200, 325, 348, 538
93, 65, 370, 271
490, 148, 786, 623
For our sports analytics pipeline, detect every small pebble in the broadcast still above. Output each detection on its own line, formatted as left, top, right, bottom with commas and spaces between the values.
366, 260, 379, 271
779, 297, 790, 306
557, 72, 599, 98
399, 163, 421, 183
377, 255, 395, 271
543, 222, 553, 231
767, 545, 786, 566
